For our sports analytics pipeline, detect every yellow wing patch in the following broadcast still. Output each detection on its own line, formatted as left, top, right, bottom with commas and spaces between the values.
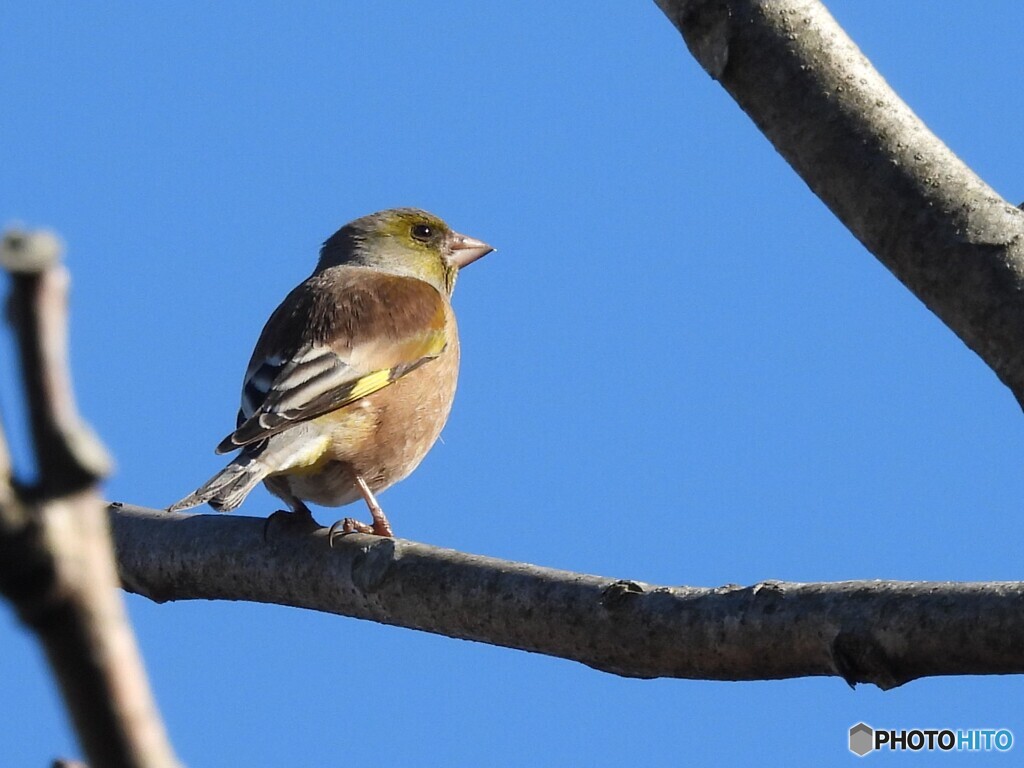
344, 368, 394, 403
222, 307, 449, 452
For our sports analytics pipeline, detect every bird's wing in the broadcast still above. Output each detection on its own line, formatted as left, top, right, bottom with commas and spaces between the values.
216, 267, 449, 454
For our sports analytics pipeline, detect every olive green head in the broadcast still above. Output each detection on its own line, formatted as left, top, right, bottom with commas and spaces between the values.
317, 208, 493, 296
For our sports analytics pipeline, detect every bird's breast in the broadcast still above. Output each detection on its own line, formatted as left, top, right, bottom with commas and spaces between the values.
321, 317, 459, 492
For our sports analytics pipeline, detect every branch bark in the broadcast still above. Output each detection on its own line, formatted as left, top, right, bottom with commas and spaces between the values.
0, 230, 180, 768
656, 0, 1024, 407
110, 503, 1024, 690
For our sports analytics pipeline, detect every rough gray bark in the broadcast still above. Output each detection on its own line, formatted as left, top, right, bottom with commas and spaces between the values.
656, 0, 1024, 407
111, 504, 1024, 690
0, 231, 180, 768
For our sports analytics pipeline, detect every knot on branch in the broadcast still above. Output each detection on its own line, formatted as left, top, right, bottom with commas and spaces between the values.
350, 537, 398, 594
1, 228, 63, 273
600, 579, 646, 610
831, 628, 906, 690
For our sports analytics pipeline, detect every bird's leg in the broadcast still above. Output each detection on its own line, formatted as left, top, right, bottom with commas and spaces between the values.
327, 475, 393, 546
354, 475, 394, 536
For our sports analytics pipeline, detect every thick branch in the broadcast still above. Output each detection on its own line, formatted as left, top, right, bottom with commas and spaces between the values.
0, 230, 179, 768
111, 503, 1024, 690
656, 0, 1024, 407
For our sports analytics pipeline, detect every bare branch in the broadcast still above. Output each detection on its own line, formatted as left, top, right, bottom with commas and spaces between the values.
3, 230, 111, 494
110, 503, 1024, 690
655, 0, 1024, 407
0, 230, 180, 768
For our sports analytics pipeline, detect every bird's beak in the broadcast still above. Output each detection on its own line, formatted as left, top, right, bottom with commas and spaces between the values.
449, 232, 494, 268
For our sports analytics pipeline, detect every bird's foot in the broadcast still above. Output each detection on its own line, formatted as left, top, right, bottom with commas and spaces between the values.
327, 515, 394, 547
263, 506, 319, 542
328, 476, 395, 547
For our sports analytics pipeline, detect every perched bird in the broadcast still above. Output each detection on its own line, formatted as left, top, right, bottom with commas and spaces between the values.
170, 208, 493, 538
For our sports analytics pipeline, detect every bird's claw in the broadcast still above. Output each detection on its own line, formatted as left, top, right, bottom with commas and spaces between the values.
327, 516, 393, 547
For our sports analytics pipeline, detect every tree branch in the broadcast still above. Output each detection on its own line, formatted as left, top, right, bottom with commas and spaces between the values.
110, 503, 1024, 690
656, 0, 1024, 407
0, 230, 180, 768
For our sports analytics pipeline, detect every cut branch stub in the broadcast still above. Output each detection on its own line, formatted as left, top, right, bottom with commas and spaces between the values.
1, 229, 112, 497
0, 228, 179, 768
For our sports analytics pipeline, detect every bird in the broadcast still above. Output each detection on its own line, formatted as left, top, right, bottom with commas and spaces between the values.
169, 208, 493, 539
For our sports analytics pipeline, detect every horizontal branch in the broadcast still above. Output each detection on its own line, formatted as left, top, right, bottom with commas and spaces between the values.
656, 0, 1024, 407
110, 503, 1024, 690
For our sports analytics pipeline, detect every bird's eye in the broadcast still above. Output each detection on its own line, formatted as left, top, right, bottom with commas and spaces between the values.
411, 223, 433, 242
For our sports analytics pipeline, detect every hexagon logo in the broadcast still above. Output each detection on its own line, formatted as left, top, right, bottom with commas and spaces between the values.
849, 722, 874, 756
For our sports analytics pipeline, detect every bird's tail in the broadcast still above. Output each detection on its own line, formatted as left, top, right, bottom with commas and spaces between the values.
168, 455, 271, 513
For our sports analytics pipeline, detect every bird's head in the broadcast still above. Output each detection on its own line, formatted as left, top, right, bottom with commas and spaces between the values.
317, 208, 493, 296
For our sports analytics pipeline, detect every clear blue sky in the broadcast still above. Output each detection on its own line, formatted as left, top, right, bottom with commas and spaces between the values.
3, 2, 1023, 765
